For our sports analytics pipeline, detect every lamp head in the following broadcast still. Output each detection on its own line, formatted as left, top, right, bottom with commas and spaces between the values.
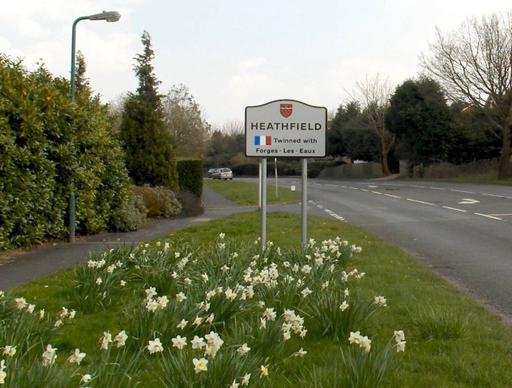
88, 11, 121, 22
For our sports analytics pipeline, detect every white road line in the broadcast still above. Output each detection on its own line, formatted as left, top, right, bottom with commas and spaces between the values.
451, 189, 476, 194
406, 198, 436, 206
489, 213, 512, 216
442, 206, 467, 213
323, 208, 345, 221
384, 194, 402, 199
360, 189, 369, 192
474, 213, 503, 221
410, 185, 426, 188
368, 185, 378, 188
458, 198, 480, 205
349, 186, 359, 190
482, 193, 504, 198
430, 187, 446, 190
371, 191, 382, 195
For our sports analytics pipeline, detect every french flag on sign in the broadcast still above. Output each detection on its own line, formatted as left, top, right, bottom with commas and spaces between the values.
254, 135, 272, 146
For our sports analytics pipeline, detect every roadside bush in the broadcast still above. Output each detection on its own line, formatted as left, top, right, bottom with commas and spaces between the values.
133, 185, 182, 218
177, 159, 203, 197
0, 55, 132, 249
110, 192, 147, 232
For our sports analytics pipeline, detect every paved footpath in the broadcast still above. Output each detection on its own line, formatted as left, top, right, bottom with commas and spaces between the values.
0, 187, 261, 289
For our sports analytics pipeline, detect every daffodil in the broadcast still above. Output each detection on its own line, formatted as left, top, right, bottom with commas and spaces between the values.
171, 335, 187, 350
2, 346, 15, 358
191, 336, 206, 350
192, 357, 208, 373
42, 344, 57, 367
147, 338, 164, 354
339, 301, 349, 311
241, 373, 251, 386
176, 292, 187, 302
114, 330, 128, 347
68, 348, 86, 365
81, 374, 92, 383
237, 343, 251, 356
374, 296, 387, 307
99, 332, 112, 350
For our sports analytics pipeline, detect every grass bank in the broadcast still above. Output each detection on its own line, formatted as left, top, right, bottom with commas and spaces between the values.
8, 212, 512, 387
205, 179, 300, 205
443, 174, 512, 185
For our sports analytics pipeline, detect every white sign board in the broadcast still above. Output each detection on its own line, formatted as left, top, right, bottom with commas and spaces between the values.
245, 99, 327, 158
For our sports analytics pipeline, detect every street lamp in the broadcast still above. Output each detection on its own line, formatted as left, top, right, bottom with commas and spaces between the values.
68, 10, 121, 242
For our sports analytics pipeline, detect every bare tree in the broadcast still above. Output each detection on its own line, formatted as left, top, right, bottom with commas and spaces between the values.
162, 84, 211, 159
357, 74, 395, 176
422, 12, 512, 179
221, 120, 244, 135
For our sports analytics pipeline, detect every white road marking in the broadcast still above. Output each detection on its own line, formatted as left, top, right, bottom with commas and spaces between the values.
384, 194, 402, 199
451, 189, 476, 194
410, 185, 426, 188
407, 198, 436, 206
368, 185, 378, 188
474, 213, 503, 221
482, 193, 504, 198
430, 187, 446, 190
442, 206, 467, 213
371, 191, 382, 195
360, 189, 369, 192
458, 198, 480, 205
489, 213, 512, 217
349, 186, 359, 190
324, 208, 345, 221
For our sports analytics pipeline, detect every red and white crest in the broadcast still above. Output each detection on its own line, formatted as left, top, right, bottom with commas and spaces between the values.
280, 103, 293, 118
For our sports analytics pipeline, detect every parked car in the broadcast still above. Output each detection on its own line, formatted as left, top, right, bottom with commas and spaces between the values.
215, 168, 233, 180
207, 168, 217, 178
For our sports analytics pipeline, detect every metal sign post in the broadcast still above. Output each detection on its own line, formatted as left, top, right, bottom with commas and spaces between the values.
261, 158, 267, 251
301, 158, 308, 251
274, 157, 278, 199
244, 99, 327, 251
258, 160, 262, 209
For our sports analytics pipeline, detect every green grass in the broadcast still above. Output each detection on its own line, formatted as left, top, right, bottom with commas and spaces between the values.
205, 179, 300, 205
443, 174, 512, 185
9, 212, 512, 387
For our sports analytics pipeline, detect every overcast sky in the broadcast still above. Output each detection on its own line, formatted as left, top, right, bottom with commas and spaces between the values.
2, 0, 511, 127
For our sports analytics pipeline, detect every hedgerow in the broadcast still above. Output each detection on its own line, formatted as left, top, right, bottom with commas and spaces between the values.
0, 55, 131, 249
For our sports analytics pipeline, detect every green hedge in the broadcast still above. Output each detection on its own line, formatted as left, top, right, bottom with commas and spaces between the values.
176, 159, 203, 197
0, 55, 131, 249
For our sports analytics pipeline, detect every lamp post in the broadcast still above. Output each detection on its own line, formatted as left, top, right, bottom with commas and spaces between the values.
68, 10, 121, 242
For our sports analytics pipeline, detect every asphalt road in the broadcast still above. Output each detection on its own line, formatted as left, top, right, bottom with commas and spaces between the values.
253, 177, 512, 319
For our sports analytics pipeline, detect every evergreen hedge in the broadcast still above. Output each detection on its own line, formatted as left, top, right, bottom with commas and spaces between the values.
176, 159, 203, 197
0, 55, 131, 249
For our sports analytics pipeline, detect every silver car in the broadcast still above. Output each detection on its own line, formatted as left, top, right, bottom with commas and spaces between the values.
216, 168, 233, 180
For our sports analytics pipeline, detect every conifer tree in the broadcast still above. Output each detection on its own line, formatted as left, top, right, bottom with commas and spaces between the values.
119, 31, 178, 189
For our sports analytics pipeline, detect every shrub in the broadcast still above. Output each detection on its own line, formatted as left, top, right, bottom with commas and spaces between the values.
133, 185, 182, 218
0, 55, 132, 249
110, 192, 147, 232
177, 159, 203, 197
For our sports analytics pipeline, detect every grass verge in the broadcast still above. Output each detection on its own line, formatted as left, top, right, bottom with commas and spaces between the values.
205, 179, 300, 205
9, 212, 512, 387
444, 174, 512, 185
